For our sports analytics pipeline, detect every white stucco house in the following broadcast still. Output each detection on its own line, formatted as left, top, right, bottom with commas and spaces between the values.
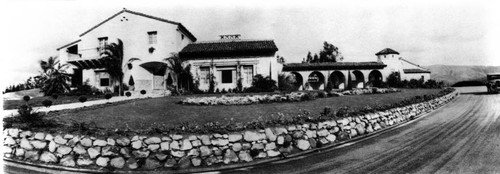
57, 8, 196, 95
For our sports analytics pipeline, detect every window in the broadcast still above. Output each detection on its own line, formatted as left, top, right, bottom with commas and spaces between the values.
181, 34, 185, 40
242, 66, 253, 84
98, 37, 108, 49
200, 67, 210, 84
97, 72, 110, 87
221, 70, 233, 83
148, 31, 157, 44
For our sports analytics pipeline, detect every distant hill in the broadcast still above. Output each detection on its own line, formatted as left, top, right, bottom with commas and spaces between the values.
425, 65, 500, 86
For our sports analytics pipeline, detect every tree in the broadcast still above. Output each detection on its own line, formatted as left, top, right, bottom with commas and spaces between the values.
319, 41, 343, 62
164, 53, 194, 91
100, 39, 124, 95
313, 54, 319, 63
39, 57, 71, 95
386, 72, 401, 87
306, 51, 313, 63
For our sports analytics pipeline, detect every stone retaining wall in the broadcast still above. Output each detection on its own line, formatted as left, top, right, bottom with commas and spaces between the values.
2, 91, 459, 172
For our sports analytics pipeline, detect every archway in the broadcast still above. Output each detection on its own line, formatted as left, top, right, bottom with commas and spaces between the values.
286, 72, 303, 91
369, 70, 383, 87
307, 71, 325, 90
328, 71, 346, 89
351, 70, 365, 88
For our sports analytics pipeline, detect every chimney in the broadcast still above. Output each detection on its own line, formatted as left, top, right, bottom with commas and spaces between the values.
219, 34, 241, 40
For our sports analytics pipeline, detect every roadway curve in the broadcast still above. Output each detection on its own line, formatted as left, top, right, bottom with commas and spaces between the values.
225, 87, 500, 174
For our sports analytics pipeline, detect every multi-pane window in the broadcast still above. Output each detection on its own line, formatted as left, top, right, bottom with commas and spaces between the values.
242, 66, 253, 84
221, 70, 233, 84
148, 31, 157, 44
98, 37, 108, 49
200, 67, 210, 84
97, 72, 110, 87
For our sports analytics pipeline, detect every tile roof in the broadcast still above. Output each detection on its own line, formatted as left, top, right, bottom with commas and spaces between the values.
282, 62, 387, 71
56, 39, 81, 51
78, 8, 196, 42
179, 40, 278, 59
403, 69, 431, 74
375, 48, 400, 56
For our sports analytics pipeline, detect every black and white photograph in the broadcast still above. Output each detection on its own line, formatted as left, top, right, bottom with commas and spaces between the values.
1, 0, 499, 173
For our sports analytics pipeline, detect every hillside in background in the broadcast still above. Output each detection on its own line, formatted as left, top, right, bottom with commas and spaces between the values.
425, 65, 500, 86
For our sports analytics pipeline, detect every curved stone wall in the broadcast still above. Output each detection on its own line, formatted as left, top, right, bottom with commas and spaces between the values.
2, 91, 459, 172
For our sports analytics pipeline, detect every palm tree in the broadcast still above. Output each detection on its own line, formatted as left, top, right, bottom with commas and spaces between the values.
100, 39, 124, 95
40, 56, 59, 73
38, 57, 71, 95
164, 53, 192, 91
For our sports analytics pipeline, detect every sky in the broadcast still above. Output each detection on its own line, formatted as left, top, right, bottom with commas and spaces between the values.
1, 0, 499, 88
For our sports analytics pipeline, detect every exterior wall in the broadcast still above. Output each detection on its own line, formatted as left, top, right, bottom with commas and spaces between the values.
187, 56, 279, 91
402, 73, 431, 81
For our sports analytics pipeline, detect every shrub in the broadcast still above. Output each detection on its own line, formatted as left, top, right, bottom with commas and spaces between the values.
140, 90, 146, 95
317, 91, 327, 98
215, 88, 220, 93
51, 94, 59, 99
42, 99, 53, 107
125, 91, 132, 97
336, 106, 350, 117
325, 81, 334, 93
23, 95, 30, 102
104, 94, 113, 99
18, 105, 42, 122
221, 88, 227, 93
247, 74, 278, 92
78, 96, 87, 103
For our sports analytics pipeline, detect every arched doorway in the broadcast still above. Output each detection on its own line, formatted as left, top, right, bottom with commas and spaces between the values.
351, 70, 365, 88
369, 70, 383, 87
328, 71, 346, 89
307, 71, 325, 90
286, 72, 303, 91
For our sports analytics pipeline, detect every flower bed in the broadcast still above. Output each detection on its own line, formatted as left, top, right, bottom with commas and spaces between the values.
181, 88, 401, 106
2, 89, 458, 172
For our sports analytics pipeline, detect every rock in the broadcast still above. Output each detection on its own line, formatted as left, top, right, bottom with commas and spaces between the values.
60, 155, 76, 167
279, 146, 293, 154
148, 144, 160, 151
355, 124, 365, 135
159, 142, 170, 151
45, 134, 54, 141
170, 141, 180, 150
366, 125, 374, 133
330, 126, 340, 134
177, 157, 191, 169
238, 151, 253, 162
181, 139, 193, 150
213, 147, 223, 156
187, 149, 199, 157
73, 144, 87, 154
4, 136, 16, 145
131, 141, 142, 149
192, 157, 202, 167
20, 138, 33, 150
326, 134, 336, 143
292, 131, 304, 139
171, 134, 183, 140
126, 158, 138, 169
77, 157, 93, 166
80, 138, 92, 147
223, 149, 239, 164
211, 139, 229, 146
144, 137, 161, 144
277, 135, 285, 145
244, 131, 266, 142
96, 157, 110, 167
48, 141, 57, 152
200, 135, 211, 145
34, 132, 45, 140
155, 153, 168, 161
87, 147, 101, 159
265, 142, 276, 150
63, 134, 74, 139
256, 152, 267, 158
165, 158, 177, 168
284, 135, 293, 146
20, 131, 33, 138
266, 150, 280, 157
31, 140, 47, 149
204, 156, 217, 166
120, 148, 131, 158
242, 143, 252, 150
162, 136, 172, 142
170, 150, 185, 158
132, 150, 150, 158
15, 148, 24, 157
228, 134, 243, 142
296, 139, 310, 150
373, 123, 382, 130
305, 130, 316, 138
251, 143, 264, 150
116, 137, 130, 146
317, 129, 330, 137
350, 129, 358, 137
131, 135, 139, 141
40, 151, 57, 163
8, 128, 19, 137
107, 138, 116, 146
287, 125, 297, 131
188, 135, 198, 141
102, 146, 119, 156
213, 134, 223, 138
24, 150, 39, 161
274, 127, 288, 135
232, 143, 242, 152
308, 138, 317, 148
54, 135, 67, 145
93, 139, 107, 146
191, 140, 202, 147
200, 146, 213, 157
57, 145, 72, 156
110, 157, 125, 168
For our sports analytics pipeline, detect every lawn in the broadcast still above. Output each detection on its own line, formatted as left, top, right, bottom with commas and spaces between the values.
46, 88, 442, 131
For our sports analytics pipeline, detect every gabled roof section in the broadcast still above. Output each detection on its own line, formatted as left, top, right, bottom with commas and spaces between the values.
399, 57, 431, 74
56, 39, 81, 51
282, 62, 387, 71
78, 8, 197, 41
403, 69, 431, 74
375, 48, 400, 56
179, 40, 278, 59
